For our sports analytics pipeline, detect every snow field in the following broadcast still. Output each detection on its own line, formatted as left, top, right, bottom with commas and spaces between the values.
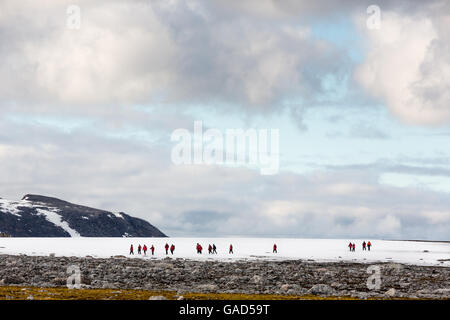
0, 237, 449, 266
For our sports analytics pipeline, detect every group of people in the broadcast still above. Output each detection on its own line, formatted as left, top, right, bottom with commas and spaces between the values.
207, 244, 218, 254
130, 241, 373, 256
196, 243, 237, 254
129, 243, 175, 255
348, 241, 372, 252
129, 243, 279, 256
164, 243, 176, 255
362, 241, 372, 251
129, 244, 153, 255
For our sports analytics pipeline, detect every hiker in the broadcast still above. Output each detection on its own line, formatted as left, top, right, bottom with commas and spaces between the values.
196, 243, 203, 254
362, 241, 366, 251
170, 244, 175, 255
150, 245, 155, 255
165, 243, 169, 255
348, 242, 352, 251
229, 244, 233, 254
273, 243, 277, 253
352, 243, 356, 252
212, 244, 217, 254
129, 244, 134, 255
367, 241, 372, 251
138, 244, 142, 255
143, 244, 147, 255
208, 244, 212, 254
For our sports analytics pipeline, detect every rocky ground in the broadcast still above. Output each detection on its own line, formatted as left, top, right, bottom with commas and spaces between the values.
0, 254, 448, 299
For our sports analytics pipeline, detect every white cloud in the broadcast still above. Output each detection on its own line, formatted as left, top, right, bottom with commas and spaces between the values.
376, 214, 402, 236
0, 0, 176, 108
422, 210, 450, 224
379, 172, 450, 193
0, 0, 348, 116
354, 10, 450, 125
323, 182, 376, 195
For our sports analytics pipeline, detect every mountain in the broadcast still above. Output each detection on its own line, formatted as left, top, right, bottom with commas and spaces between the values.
0, 194, 167, 237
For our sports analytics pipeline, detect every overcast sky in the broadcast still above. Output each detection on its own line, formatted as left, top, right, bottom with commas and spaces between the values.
1, 0, 449, 240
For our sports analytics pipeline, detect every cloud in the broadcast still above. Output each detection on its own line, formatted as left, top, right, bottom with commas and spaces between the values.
0, 0, 176, 110
2, 116, 449, 240
1, 1, 450, 241
326, 122, 390, 139
0, 0, 353, 119
1, 0, 448, 124
376, 215, 402, 236
348, 123, 390, 139
327, 160, 450, 178
354, 6, 450, 125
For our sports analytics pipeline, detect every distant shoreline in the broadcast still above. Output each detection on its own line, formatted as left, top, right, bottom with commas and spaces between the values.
386, 239, 450, 244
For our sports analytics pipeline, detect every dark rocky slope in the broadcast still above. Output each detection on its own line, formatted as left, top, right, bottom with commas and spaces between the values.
0, 194, 166, 237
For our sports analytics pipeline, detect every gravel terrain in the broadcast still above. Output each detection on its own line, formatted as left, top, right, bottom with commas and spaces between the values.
0, 254, 448, 299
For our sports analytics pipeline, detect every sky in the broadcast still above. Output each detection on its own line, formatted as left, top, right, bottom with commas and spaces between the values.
1, 0, 450, 240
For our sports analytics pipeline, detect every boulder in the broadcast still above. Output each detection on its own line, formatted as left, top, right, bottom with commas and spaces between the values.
308, 284, 334, 295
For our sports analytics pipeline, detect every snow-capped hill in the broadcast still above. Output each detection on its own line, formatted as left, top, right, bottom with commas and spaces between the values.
0, 195, 167, 237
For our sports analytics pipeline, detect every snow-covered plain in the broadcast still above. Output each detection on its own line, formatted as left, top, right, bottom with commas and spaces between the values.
0, 237, 449, 267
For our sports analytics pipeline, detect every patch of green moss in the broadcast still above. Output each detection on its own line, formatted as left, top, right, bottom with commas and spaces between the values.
0, 286, 433, 300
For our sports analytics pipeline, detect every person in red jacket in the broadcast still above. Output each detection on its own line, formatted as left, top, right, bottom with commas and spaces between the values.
129, 244, 134, 255
367, 241, 372, 251
208, 244, 212, 254
143, 244, 147, 255
348, 242, 352, 251
273, 243, 277, 253
196, 243, 203, 254
229, 244, 233, 254
150, 245, 155, 255
170, 244, 175, 255
138, 244, 142, 255
352, 243, 356, 252
362, 241, 366, 251
165, 243, 169, 255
